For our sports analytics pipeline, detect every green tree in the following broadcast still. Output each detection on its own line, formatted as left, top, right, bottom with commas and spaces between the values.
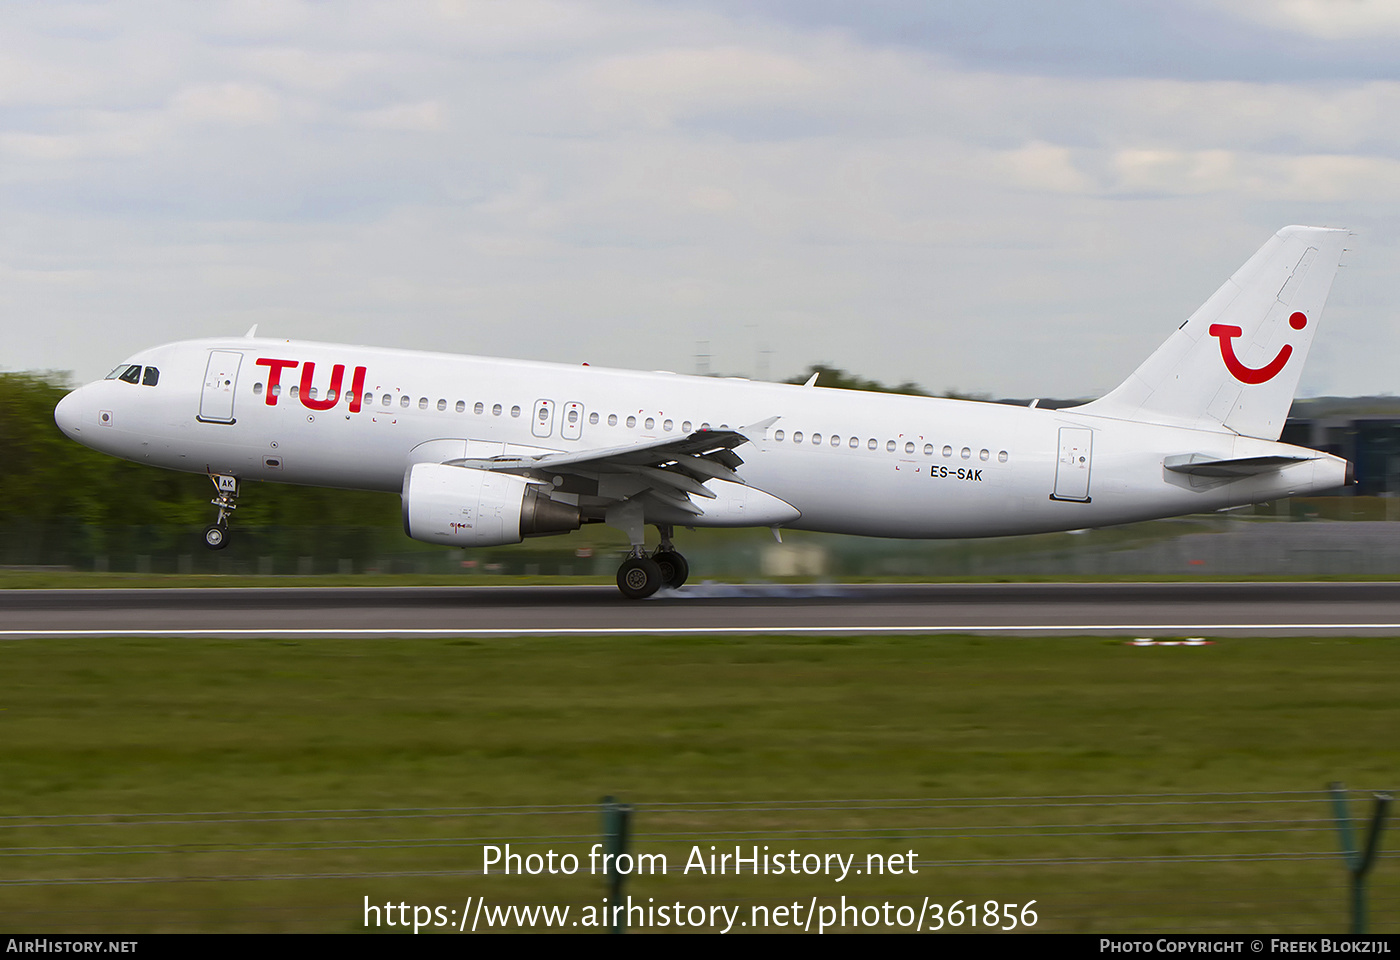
0, 371, 397, 531
782, 364, 930, 397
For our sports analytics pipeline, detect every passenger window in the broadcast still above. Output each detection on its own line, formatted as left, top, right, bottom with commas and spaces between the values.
886, 440, 895, 452
291, 385, 300, 398
682, 421, 691, 432
608, 414, 617, 426
511, 406, 521, 418
271, 384, 281, 397
774, 429, 785, 441
307, 386, 318, 399
382, 394, 391, 406
626, 416, 636, 428
849, 437, 859, 449
663, 419, 673, 431
923, 443, 933, 455
493, 404, 502, 416
142, 367, 159, 386
364, 393, 373, 406
538, 407, 549, 422
980, 449, 989, 461
419, 397, 428, 409
700, 422, 711, 431
456, 400, 465, 413
589, 412, 599, 425
961, 447, 971, 460
569, 410, 579, 424
793, 432, 803, 443
118, 365, 141, 384
942, 445, 952, 457
831, 435, 840, 447
475, 402, 484, 415
644, 417, 655, 430
998, 450, 1009, 462
812, 433, 821, 445
905, 442, 915, 454
400, 395, 410, 408
438, 399, 447, 411
253, 383, 264, 396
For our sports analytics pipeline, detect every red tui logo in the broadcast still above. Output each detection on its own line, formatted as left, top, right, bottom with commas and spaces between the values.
255, 358, 367, 412
1208, 312, 1307, 385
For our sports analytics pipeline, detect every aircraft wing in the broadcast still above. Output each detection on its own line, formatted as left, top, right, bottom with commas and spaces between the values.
454, 429, 748, 474
442, 421, 779, 512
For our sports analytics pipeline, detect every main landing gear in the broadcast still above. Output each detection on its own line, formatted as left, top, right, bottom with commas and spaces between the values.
614, 524, 689, 599
202, 474, 239, 551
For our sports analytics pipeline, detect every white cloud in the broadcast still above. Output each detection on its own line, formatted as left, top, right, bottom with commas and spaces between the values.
1101, 147, 1400, 201
241, 47, 381, 93
352, 101, 446, 132
4, 0, 1400, 398
582, 46, 826, 127
1110, 148, 1239, 195
169, 83, 282, 124
1204, 0, 1400, 39
990, 141, 1094, 194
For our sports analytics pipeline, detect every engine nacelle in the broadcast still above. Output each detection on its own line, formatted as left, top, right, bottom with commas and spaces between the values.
402, 462, 580, 547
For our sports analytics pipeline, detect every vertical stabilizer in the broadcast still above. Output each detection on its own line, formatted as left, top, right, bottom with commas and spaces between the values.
1076, 226, 1348, 440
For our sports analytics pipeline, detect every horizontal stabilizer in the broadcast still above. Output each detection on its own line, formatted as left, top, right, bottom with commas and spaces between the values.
1163, 453, 1316, 477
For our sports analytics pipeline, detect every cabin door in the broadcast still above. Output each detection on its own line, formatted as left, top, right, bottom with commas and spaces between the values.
1051, 427, 1093, 502
198, 351, 243, 424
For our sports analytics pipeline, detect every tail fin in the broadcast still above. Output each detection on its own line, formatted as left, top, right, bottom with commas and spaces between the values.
1076, 225, 1348, 440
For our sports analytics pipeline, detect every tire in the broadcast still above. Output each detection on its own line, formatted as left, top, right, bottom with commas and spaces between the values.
616, 556, 663, 599
203, 523, 229, 551
652, 550, 689, 589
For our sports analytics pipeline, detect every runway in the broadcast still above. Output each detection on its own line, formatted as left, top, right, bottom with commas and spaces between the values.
2, 581, 1400, 638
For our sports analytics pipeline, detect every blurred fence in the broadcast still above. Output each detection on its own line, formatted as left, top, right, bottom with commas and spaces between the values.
5, 499, 1400, 579
1, 789, 1392, 933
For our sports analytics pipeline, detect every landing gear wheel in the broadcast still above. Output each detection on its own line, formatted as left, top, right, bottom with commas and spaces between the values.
203, 523, 229, 551
205, 475, 239, 552
617, 556, 663, 599
652, 550, 689, 589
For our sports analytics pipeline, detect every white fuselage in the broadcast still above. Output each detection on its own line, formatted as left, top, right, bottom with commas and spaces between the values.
54, 336, 1349, 540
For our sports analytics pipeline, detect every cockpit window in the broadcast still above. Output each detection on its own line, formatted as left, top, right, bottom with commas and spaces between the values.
104, 364, 159, 385
107, 364, 141, 383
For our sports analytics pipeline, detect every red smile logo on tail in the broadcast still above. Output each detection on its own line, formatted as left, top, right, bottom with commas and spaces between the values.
1209, 312, 1307, 385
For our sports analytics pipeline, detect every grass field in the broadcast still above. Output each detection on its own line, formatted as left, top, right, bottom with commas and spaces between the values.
1, 633, 1396, 933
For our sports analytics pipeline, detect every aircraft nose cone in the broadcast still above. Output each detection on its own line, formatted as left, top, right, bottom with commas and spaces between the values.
54, 390, 82, 439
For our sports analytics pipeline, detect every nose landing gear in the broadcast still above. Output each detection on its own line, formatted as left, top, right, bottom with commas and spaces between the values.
202, 523, 229, 550
203, 474, 239, 551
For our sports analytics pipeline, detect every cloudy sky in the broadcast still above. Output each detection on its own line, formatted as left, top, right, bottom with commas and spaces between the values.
4, 0, 1400, 398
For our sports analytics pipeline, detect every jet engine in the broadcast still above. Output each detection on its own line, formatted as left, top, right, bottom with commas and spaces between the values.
402, 462, 580, 547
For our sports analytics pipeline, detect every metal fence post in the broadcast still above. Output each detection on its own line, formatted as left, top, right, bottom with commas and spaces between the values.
600, 795, 633, 934
1328, 781, 1392, 934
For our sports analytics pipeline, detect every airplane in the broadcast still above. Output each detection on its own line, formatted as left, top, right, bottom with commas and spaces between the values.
53, 225, 1353, 598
